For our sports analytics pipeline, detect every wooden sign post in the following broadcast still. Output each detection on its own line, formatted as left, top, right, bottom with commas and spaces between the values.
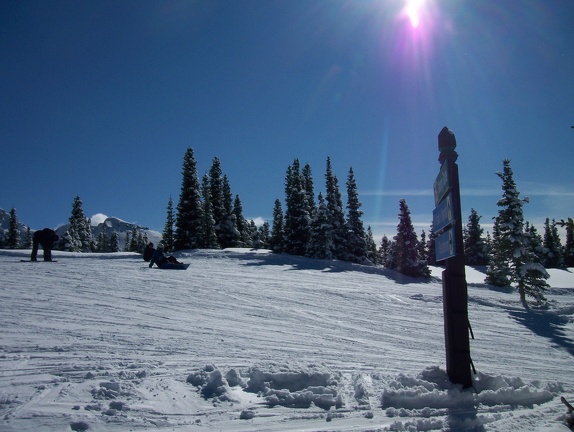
434, 127, 472, 388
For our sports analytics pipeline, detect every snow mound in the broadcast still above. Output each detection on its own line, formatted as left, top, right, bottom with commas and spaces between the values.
187, 363, 343, 410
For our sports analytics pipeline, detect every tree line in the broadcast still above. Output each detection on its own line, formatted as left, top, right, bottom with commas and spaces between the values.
2, 150, 573, 304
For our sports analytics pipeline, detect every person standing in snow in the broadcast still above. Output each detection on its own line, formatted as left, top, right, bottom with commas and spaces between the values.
148, 244, 180, 268
143, 242, 155, 262
30, 228, 59, 262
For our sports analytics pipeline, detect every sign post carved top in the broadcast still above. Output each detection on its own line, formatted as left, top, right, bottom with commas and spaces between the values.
434, 126, 472, 389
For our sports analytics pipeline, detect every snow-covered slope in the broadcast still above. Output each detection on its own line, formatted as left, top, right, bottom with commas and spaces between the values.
0, 248, 573, 431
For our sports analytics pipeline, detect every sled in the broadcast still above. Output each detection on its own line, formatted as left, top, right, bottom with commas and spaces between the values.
158, 262, 190, 270
21, 260, 58, 263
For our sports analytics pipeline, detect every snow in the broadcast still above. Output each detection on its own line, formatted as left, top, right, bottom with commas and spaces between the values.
1, 248, 573, 431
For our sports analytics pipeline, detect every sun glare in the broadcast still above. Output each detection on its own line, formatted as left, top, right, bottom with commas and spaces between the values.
405, 0, 424, 28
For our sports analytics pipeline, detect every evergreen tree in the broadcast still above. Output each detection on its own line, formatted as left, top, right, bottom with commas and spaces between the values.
248, 220, 260, 249
175, 147, 204, 251
560, 218, 574, 267
365, 226, 378, 264
62, 196, 94, 252
269, 199, 285, 253
345, 167, 367, 263
258, 221, 271, 249
109, 231, 120, 252
542, 218, 564, 268
200, 174, 219, 249
217, 175, 240, 248
307, 192, 333, 259
233, 195, 250, 247
284, 159, 311, 256
128, 228, 138, 252
393, 199, 430, 277
302, 163, 315, 217
485, 159, 549, 304
162, 197, 175, 252
124, 231, 131, 252
7, 207, 20, 249
464, 208, 488, 265
417, 230, 428, 264
324, 157, 347, 259
23, 227, 32, 249
427, 223, 437, 266
209, 157, 229, 247
380, 235, 395, 268
486, 217, 512, 286
525, 222, 544, 264
96, 225, 108, 252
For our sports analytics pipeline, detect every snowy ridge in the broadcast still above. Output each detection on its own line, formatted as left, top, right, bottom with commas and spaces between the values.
1, 248, 573, 431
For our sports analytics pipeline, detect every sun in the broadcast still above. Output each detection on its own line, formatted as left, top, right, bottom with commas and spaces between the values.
404, 0, 424, 28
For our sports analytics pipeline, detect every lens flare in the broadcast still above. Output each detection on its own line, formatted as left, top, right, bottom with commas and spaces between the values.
404, 0, 424, 28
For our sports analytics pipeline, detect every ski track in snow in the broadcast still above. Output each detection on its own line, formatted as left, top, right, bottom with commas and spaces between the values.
1, 249, 573, 431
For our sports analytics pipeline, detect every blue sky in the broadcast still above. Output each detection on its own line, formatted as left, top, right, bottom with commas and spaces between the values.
2, 0, 573, 240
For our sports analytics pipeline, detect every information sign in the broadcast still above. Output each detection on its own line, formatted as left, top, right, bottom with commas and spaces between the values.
435, 227, 456, 261
433, 162, 450, 206
432, 192, 454, 233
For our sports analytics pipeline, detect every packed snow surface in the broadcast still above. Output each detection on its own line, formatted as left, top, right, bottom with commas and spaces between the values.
1, 248, 573, 431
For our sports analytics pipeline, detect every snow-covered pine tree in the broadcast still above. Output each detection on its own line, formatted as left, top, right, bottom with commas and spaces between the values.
128, 227, 138, 252
393, 199, 430, 277
269, 199, 285, 253
561, 218, 574, 267
302, 163, 315, 218
485, 159, 549, 305
542, 218, 564, 268
209, 157, 224, 229
417, 230, 428, 264
233, 195, 250, 247
284, 159, 311, 256
23, 227, 32, 249
258, 221, 271, 249
62, 196, 94, 252
200, 174, 219, 249
174, 147, 204, 251
525, 222, 544, 264
380, 235, 395, 269
7, 207, 20, 249
96, 225, 108, 252
109, 231, 119, 252
485, 217, 512, 286
162, 197, 175, 252
307, 192, 333, 259
464, 208, 488, 265
324, 157, 347, 260
217, 175, 240, 248
248, 220, 260, 249
123, 231, 130, 252
345, 167, 367, 263
426, 223, 437, 266
365, 226, 379, 264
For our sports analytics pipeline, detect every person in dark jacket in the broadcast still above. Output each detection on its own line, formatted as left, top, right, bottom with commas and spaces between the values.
143, 242, 155, 262
149, 244, 180, 268
31, 228, 59, 261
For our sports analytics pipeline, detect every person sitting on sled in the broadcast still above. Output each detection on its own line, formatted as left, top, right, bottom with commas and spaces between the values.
31, 228, 59, 262
149, 244, 180, 268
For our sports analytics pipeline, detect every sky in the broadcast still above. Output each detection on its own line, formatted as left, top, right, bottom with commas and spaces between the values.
2, 0, 573, 240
